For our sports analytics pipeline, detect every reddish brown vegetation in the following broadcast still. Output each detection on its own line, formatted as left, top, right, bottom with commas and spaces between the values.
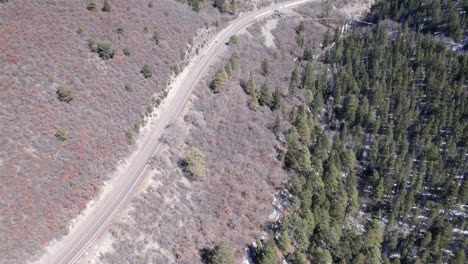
0, 0, 221, 262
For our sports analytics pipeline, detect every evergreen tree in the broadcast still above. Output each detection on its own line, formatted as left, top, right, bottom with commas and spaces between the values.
230, 52, 240, 70
256, 239, 277, 264
246, 72, 256, 95
271, 88, 282, 111
289, 68, 300, 96
211, 67, 229, 93
259, 81, 271, 106
295, 105, 310, 144
208, 241, 235, 264
261, 58, 269, 76
272, 116, 281, 135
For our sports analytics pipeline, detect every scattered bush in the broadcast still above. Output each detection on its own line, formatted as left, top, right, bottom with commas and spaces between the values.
55, 127, 68, 141
97, 41, 116, 60
148, 2, 154, 8
102, 0, 111, 12
87, 38, 98, 52
144, 25, 149, 32
183, 147, 206, 179
153, 30, 160, 44
164, 10, 170, 16
141, 64, 153, 78
123, 46, 131, 56
125, 130, 133, 144
56, 85, 74, 102
77, 26, 84, 34
86, 0, 97, 11
125, 83, 133, 91
117, 24, 124, 34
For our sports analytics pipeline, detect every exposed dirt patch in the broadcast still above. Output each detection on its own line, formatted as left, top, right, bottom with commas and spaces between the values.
261, 19, 279, 48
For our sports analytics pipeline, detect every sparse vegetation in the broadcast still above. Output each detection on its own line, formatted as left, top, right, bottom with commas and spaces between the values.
125, 83, 133, 91
55, 127, 68, 141
123, 46, 131, 56
125, 130, 133, 145
96, 41, 116, 60
183, 147, 206, 179
102, 0, 110, 12
86, 0, 97, 11
56, 85, 74, 102
77, 26, 84, 34
87, 38, 98, 52
153, 30, 160, 44
148, 2, 154, 8
117, 24, 124, 34
141, 64, 153, 78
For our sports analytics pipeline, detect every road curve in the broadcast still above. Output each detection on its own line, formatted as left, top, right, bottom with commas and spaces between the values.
35, 1, 311, 263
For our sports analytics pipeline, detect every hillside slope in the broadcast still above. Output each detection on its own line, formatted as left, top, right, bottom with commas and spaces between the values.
0, 0, 221, 262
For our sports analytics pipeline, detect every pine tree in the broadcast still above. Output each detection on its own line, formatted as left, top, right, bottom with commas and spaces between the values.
211, 67, 229, 93
277, 230, 290, 254
246, 72, 256, 95
302, 62, 313, 90
256, 239, 278, 264
259, 81, 271, 106
272, 116, 281, 135
249, 91, 259, 110
291, 250, 307, 264
230, 52, 240, 70
295, 105, 310, 144
323, 29, 332, 48
225, 63, 233, 78
299, 146, 312, 172
261, 58, 269, 76
289, 67, 300, 96
207, 241, 235, 264
271, 88, 282, 110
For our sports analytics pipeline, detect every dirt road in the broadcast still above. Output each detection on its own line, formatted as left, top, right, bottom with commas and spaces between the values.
34, 1, 311, 263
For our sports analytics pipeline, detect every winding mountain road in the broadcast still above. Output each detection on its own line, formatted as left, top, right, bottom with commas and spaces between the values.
35, 1, 311, 263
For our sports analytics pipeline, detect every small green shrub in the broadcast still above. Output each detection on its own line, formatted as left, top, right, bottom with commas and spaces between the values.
87, 38, 98, 52
148, 2, 154, 8
86, 0, 97, 11
125, 130, 133, 144
123, 46, 131, 56
97, 41, 116, 60
164, 10, 170, 16
117, 24, 124, 34
77, 26, 84, 34
144, 25, 149, 32
55, 127, 68, 141
56, 85, 74, 102
102, 0, 110, 12
153, 31, 160, 44
141, 64, 153, 78
125, 83, 133, 91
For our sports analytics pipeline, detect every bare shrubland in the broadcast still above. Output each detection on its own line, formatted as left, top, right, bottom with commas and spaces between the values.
0, 0, 225, 262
